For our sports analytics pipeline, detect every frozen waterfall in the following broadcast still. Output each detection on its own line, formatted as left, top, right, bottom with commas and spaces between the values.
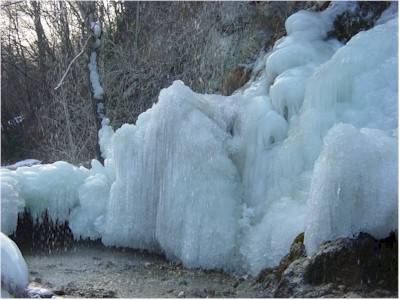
1, 2, 397, 276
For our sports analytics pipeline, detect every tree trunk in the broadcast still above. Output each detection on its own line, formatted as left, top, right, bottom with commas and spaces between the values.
78, 2, 106, 164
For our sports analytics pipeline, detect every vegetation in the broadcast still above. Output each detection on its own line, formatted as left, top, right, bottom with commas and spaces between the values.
1, 1, 316, 165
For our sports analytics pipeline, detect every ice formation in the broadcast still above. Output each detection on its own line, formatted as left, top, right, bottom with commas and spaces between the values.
4, 159, 41, 170
0, 162, 88, 234
69, 159, 110, 240
1, 170, 24, 235
101, 82, 242, 271
305, 124, 398, 255
89, 52, 104, 100
1, 2, 397, 276
1, 232, 29, 297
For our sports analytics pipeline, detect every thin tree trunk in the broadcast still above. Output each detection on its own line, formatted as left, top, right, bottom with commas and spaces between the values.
135, 2, 140, 51
79, 2, 105, 164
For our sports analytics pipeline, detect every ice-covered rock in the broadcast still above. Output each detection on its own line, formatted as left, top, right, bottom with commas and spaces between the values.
304, 124, 398, 255
235, 2, 359, 275
302, 16, 398, 254
1, 233, 29, 297
304, 232, 398, 291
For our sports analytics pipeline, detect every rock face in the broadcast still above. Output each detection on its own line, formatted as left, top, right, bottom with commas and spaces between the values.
255, 232, 306, 286
270, 232, 398, 298
328, 1, 391, 42
221, 66, 252, 96
304, 232, 398, 292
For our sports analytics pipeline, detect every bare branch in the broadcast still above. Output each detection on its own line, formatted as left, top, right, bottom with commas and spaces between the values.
0, 0, 23, 9
54, 35, 91, 90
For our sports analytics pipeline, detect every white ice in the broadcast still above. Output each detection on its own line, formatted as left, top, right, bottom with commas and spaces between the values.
1, 233, 28, 297
304, 124, 398, 255
3, 159, 41, 170
101, 82, 242, 271
69, 159, 111, 240
1, 170, 24, 235
89, 52, 104, 99
0, 162, 88, 235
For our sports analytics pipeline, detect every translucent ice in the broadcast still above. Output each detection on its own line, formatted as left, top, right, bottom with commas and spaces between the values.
0, 170, 24, 235
69, 159, 111, 240
0, 162, 88, 231
102, 81, 242, 270
1, 232, 29, 297
304, 124, 398, 255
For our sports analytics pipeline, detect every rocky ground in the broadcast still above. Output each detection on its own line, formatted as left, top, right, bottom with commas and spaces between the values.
22, 232, 397, 298
24, 242, 262, 298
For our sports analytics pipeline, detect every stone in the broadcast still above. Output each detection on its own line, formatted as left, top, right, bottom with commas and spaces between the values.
304, 232, 397, 292
177, 290, 185, 298
343, 291, 362, 298
272, 232, 398, 298
328, 1, 391, 43
256, 232, 306, 285
190, 288, 207, 298
274, 257, 312, 298
53, 289, 65, 296
178, 279, 188, 286
26, 287, 54, 298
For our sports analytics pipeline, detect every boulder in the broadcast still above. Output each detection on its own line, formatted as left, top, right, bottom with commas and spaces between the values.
328, 1, 391, 43
269, 232, 397, 297
304, 232, 397, 292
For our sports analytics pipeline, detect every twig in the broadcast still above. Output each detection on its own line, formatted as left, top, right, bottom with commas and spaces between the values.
0, 0, 24, 9
54, 35, 91, 90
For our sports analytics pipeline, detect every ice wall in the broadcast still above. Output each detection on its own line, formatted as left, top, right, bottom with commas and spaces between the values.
99, 3, 396, 274
101, 82, 242, 270
302, 16, 398, 254
0, 162, 88, 235
234, 3, 352, 274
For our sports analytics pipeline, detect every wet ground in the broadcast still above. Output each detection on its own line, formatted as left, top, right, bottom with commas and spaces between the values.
23, 243, 266, 298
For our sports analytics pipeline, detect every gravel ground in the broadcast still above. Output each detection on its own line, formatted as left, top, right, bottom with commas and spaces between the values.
23, 243, 266, 298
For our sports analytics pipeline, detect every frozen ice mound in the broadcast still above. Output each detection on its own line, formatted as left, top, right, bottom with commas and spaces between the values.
1, 232, 29, 297
304, 124, 398, 255
102, 81, 242, 270
0, 161, 88, 235
14, 161, 89, 223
